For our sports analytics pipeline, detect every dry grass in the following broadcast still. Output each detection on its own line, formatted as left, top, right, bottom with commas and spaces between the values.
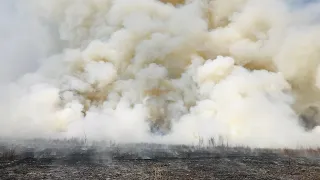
280, 148, 320, 157
0, 147, 16, 161
1, 138, 320, 160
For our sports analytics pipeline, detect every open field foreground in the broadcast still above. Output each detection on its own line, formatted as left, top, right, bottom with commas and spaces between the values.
0, 139, 320, 180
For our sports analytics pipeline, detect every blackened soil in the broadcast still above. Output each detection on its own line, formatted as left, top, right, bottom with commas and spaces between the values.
0, 141, 320, 180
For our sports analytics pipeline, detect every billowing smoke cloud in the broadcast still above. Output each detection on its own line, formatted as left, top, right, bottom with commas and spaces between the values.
1, 0, 320, 148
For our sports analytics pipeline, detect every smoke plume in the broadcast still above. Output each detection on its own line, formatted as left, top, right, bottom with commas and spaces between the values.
1, 0, 320, 148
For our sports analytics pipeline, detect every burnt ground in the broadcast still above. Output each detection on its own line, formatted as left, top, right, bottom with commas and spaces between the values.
0, 139, 320, 180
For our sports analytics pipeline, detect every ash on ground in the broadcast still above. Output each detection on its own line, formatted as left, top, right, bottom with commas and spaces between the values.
0, 139, 320, 180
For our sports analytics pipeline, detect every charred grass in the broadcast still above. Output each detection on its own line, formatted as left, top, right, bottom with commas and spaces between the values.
0, 138, 320, 180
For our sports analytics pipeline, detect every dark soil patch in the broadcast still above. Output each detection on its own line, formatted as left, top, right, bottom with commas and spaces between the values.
0, 140, 319, 179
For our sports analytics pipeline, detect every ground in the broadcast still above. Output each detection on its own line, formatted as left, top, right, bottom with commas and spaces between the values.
1, 139, 320, 180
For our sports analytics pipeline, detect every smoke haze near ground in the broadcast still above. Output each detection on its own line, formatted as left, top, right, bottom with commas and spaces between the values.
1, 0, 320, 148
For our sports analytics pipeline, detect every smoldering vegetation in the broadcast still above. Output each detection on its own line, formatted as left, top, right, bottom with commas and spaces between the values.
0, 139, 320, 179
2, 0, 320, 149
2, 1, 320, 178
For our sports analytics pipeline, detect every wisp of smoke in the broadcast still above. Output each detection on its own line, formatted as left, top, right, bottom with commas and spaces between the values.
1, 0, 320, 148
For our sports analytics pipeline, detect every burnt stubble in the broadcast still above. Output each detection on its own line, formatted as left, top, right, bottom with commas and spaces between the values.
0, 139, 320, 180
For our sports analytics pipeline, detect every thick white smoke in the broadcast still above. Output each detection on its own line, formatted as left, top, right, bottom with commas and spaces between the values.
1, 0, 320, 148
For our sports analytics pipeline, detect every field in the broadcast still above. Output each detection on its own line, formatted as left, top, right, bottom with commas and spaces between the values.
1, 139, 320, 180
